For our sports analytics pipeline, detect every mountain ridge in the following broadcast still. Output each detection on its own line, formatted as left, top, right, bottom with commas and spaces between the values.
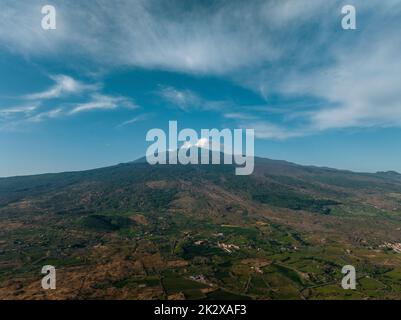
1, 153, 399, 180
1, 152, 401, 299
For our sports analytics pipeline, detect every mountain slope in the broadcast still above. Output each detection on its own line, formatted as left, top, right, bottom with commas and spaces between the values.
0, 157, 401, 299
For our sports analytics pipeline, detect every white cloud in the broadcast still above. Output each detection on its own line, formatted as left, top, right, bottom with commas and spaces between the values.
0, 73, 136, 130
25, 75, 98, 100
158, 86, 201, 111
0, 107, 63, 131
158, 86, 231, 112
118, 113, 153, 127
278, 28, 401, 132
0, 0, 324, 74
0, 104, 39, 118
70, 94, 136, 114
243, 121, 306, 140
27, 108, 63, 123
224, 113, 257, 120
21, 74, 134, 116
2, 0, 401, 138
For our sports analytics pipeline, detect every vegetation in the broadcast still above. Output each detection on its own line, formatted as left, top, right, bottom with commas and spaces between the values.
0, 157, 401, 299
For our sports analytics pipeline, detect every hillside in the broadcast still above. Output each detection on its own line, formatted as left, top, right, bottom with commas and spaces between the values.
0, 157, 401, 299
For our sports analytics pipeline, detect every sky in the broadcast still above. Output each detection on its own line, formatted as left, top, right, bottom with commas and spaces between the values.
1, 0, 401, 177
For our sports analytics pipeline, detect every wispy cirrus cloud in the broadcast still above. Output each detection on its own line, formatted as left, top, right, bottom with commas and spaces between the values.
69, 94, 136, 114
243, 121, 308, 140
281, 34, 401, 132
27, 108, 64, 123
0, 0, 281, 74
158, 86, 202, 111
1, 0, 401, 139
118, 113, 153, 127
157, 85, 231, 112
25, 75, 99, 100
223, 113, 258, 121
0, 74, 137, 130
0, 104, 39, 118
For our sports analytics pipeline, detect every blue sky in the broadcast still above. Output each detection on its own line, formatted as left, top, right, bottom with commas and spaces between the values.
1, 0, 401, 177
